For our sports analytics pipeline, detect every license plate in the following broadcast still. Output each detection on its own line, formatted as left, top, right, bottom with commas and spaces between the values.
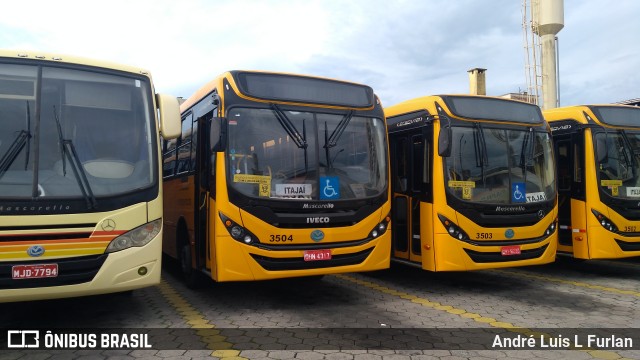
501, 245, 521, 256
303, 249, 332, 261
12, 264, 59, 279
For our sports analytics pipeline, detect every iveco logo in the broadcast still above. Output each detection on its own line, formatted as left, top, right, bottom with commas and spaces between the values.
310, 230, 325, 242
27, 245, 45, 257
306, 217, 330, 224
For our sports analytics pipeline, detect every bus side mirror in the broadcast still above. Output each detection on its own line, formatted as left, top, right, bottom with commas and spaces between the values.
156, 94, 181, 140
210, 117, 227, 152
438, 124, 452, 157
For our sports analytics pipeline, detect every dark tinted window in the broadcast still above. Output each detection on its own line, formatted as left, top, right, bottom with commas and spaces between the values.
444, 96, 543, 124
234, 72, 373, 108
591, 106, 640, 127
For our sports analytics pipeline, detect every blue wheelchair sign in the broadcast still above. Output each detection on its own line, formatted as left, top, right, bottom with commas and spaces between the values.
320, 176, 340, 200
512, 182, 526, 203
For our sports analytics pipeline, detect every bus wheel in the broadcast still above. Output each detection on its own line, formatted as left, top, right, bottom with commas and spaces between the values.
180, 243, 201, 288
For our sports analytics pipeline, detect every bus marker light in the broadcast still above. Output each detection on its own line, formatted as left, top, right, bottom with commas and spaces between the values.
138, 267, 148, 276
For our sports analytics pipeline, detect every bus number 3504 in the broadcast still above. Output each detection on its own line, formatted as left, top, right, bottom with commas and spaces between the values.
270, 234, 294, 242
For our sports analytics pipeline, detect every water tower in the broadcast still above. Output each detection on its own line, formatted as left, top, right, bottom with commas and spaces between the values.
523, 0, 564, 109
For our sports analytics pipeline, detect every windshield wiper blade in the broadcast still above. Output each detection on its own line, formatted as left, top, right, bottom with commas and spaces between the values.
473, 123, 488, 183
24, 101, 31, 170
324, 110, 354, 170
271, 104, 307, 149
325, 110, 354, 149
0, 130, 30, 178
53, 106, 97, 209
619, 130, 635, 175
271, 104, 308, 173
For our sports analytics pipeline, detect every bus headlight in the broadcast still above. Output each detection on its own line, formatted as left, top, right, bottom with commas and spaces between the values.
544, 219, 557, 236
369, 214, 391, 238
106, 219, 161, 253
437, 214, 469, 241
591, 209, 618, 233
219, 212, 259, 245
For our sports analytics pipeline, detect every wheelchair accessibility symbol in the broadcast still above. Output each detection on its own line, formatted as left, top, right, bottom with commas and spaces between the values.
320, 176, 340, 200
512, 182, 526, 203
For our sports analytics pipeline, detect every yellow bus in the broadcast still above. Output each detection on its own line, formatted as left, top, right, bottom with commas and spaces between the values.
0, 50, 181, 302
162, 70, 390, 284
545, 105, 640, 259
385, 95, 557, 271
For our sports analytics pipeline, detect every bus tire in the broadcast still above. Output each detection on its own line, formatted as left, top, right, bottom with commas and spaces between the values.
179, 242, 201, 288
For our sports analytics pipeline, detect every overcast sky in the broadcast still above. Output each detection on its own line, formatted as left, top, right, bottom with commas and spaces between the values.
1, 0, 638, 107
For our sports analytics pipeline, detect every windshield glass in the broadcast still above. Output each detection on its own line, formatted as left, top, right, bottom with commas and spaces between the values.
594, 130, 640, 199
227, 107, 387, 201
444, 125, 555, 204
0, 63, 155, 200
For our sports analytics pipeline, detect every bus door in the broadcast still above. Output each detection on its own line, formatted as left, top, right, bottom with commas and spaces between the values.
194, 114, 213, 272
554, 132, 586, 257
554, 135, 574, 252
390, 130, 430, 264
194, 108, 222, 273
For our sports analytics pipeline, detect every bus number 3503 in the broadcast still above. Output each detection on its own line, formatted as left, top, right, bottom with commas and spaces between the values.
476, 233, 493, 239
270, 234, 294, 242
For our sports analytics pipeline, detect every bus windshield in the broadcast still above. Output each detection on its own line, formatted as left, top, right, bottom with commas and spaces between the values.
0, 63, 155, 200
594, 130, 640, 199
227, 107, 387, 201
445, 125, 555, 204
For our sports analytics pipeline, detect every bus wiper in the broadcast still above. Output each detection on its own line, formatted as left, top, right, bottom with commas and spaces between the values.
271, 104, 307, 149
24, 101, 31, 170
520, 127, 534, 176
271, 104, 308, 172
473, 123, 488, 183
324, 110, 354, 170
0, 101, 33, 178
619, 130, 635, 177
325, 110, 354, 149
53, 106, 97, 209
0, 130, 31, 178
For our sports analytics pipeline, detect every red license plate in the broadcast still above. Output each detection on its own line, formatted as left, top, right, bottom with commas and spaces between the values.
501, 245, 521, 256
12, 264, 59, 279
303, 249, 332, 262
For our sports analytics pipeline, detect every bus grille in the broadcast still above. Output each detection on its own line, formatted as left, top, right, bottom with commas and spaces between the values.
463, 244, 548, 263
614, 239, 640, 252
0, 254, 108, 290
250, 248, 373, 271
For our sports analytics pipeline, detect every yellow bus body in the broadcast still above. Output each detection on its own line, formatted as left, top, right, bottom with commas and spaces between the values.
163, 71, 391, 282
386, 95, 557, 271
545, 105, 640, 259
0, 50, 179, 302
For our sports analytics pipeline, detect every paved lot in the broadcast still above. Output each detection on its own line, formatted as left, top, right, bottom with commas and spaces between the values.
1, 257, 640, 359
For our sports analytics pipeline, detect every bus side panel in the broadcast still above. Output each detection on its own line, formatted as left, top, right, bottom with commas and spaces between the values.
570, 198, 589, 259
207, 195, 218, 279
588, 209, 640, 259
420, 202, 436, 271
